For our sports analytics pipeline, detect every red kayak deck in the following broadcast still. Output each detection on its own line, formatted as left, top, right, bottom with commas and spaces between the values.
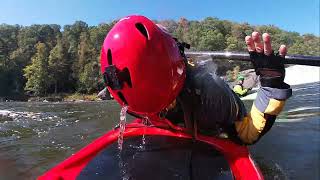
39, 119, 263, 180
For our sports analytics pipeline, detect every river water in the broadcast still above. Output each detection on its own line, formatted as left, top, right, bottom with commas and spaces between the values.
0, 82, 319, 180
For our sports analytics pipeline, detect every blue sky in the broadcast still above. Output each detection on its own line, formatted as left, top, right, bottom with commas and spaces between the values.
0, 0, 319, 35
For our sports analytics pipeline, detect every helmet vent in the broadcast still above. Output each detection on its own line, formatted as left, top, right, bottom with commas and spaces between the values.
107, 49, 112, 65
135, 23, 149, 40
117, 92, 128, 105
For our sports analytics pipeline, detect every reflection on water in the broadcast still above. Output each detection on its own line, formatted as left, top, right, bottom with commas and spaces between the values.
0, 82, 319, 180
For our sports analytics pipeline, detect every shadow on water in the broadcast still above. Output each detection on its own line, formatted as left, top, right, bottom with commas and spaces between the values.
0, 82, 319, 180
243, 82, 320, 180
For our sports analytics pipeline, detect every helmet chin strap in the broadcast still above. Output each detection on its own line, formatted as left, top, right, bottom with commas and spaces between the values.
173, 38, 190, 65
173, 39, 200, 140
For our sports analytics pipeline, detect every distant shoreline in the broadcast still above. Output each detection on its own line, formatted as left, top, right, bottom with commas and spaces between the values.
1, 93, 105, 102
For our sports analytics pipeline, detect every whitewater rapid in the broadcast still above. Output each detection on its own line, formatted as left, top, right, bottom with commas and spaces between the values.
241, 65, 320, 100
284, 65, 320, 85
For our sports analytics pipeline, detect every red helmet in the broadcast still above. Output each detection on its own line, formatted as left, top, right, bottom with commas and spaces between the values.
100, 15, 186, 116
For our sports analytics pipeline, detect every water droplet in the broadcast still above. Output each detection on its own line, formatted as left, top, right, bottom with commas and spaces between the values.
141, 117, 150, 147
118, 105, 128, 150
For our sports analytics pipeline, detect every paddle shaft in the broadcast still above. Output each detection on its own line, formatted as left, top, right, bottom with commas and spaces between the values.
185, 51, 320, 67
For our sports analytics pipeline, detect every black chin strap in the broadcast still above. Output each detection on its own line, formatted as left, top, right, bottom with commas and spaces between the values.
173, 39, 199, 140
173, 38, 190, 64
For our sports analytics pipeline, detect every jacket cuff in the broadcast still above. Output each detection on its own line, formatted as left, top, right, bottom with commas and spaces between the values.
254, 87, 292, 113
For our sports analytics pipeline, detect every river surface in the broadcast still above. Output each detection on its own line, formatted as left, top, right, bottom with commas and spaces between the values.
0, 82, 319, 180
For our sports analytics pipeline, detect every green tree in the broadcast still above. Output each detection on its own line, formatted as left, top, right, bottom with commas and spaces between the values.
198, 30, 226, 51
48, 34, 68, 93
63, 21, 89, 87
24, 42, 50, 96
225, 36, 242, 51
79, 62, 100, 93
183, 21, 203, 50
89, 23, 111, 51
76, 31, 96, 92
0, 24, 20, 96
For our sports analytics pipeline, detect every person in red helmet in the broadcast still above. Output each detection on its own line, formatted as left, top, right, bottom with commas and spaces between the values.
101, 15, 292, 145
38, 15, 292, 180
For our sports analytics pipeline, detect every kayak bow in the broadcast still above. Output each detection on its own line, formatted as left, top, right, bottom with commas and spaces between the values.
39, 119, 263, 180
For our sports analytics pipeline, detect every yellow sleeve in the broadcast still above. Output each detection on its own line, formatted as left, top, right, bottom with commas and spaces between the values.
234, 87, 291, 144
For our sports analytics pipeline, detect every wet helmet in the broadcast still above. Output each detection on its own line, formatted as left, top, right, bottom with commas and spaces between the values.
100, 15, 186, 115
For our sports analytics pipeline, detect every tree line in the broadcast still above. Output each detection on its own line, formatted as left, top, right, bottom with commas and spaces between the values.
0, 17, 319, 98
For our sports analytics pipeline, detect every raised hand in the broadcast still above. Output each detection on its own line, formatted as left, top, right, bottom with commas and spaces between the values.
245, 32, 289, 88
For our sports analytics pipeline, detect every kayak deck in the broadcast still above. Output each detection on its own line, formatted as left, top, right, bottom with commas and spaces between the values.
78, 135, 233, 180
39, 119, 263, 180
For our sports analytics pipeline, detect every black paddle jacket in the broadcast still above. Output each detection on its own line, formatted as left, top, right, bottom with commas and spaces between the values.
166, 61, 292, 145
